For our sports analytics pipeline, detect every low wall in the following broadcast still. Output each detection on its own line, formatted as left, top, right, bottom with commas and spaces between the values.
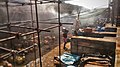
71, 36, 116, 67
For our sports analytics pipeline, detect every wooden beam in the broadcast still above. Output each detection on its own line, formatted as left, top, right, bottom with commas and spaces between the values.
71, 36, 116, 43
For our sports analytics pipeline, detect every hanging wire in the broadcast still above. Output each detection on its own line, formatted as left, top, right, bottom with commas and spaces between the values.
34, 0, 42, 67
30, 0, 37, 67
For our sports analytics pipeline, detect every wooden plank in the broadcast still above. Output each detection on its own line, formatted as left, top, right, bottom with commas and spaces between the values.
93, 31, 117, 35
71, 36, 116, 43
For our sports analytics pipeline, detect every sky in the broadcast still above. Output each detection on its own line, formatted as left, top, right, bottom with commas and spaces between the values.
65, 0, 109, 9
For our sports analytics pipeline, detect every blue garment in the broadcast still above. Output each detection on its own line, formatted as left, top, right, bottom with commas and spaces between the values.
97, 26, 105, 32
78, 31, 83, 36
58, 52, 80, 65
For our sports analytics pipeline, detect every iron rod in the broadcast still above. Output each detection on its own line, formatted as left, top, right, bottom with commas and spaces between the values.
11, 25, 51, 32
0, 23, 26, 30
0, 21, 28, 27
0, 23, 10, 27
0, 31, 36, 42
58, 0, 61, 67
112, 0, 115, 26
11, 22, 61, 30
11, 25, 35, 30
0, 47, 13, 52
21, 31, 37, 36
0, 24, 60, 42
10, 20, 32, 24
0, 4, 22, 7
6, 1, 10, 23
30, 0, 37, 66
1, 0, 62, 6
0, 30, 19, 35
43, 25, 60, 30
35, 0, 42, 67
0, 26, 7, 29
0, 20, 32, 26
6, 1, 16, 66
17, 44, 36, 54
37, 0, 62, 4
0, 53, 12, 59
38, 22, 73, 25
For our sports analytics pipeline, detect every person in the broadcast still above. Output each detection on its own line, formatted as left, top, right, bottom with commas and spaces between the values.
62, 27, 69, 50
97, 22, 105, 32
77, 29, 83, 36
